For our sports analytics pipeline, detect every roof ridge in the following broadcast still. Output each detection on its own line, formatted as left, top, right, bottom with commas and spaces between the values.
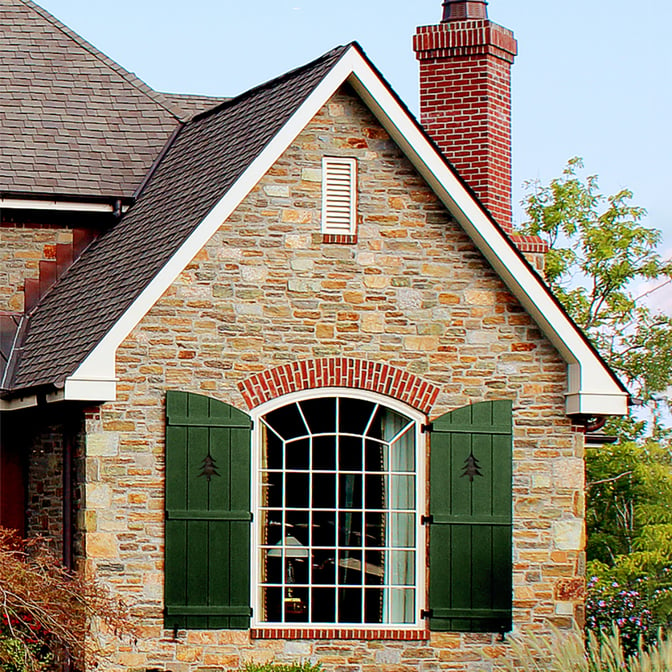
17, 0, 191, 123
192, 43, 353, 123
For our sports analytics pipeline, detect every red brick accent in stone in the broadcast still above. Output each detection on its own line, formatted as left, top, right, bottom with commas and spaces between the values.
321, 233, 357, 244
238, 357, 440, 414
250, 628, 429, 641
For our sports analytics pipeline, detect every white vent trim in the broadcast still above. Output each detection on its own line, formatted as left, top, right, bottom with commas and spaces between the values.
321, 157, 357, 235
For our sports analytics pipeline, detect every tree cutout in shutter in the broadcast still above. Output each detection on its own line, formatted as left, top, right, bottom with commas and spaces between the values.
199, 453, 220, 482
460, 451, 483, 482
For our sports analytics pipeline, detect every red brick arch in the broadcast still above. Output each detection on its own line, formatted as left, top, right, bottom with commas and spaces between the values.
238, 357, 440, 414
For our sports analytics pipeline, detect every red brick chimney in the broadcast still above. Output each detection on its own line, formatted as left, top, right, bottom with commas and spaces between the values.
413, 0, 517, 233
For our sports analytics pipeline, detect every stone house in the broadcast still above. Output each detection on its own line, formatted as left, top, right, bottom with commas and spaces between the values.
0, 0, 629, 670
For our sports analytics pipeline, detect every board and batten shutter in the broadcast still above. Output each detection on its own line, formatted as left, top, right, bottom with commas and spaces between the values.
321, 157, 357, 235
427, 400, 513, 633
165, 391, 252, 629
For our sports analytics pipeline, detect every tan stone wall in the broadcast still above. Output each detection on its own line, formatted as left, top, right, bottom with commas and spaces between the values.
82, 86, 584, 671
0, 223, 73, 312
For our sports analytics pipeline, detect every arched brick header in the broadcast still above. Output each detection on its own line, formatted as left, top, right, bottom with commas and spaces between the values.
238, 357, 440, 414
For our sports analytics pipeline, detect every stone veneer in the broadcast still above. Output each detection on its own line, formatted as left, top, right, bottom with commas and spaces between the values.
80, 85, 585, 671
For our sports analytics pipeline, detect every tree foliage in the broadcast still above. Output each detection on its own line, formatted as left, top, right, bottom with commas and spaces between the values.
521, 159, 672, 632
521, 158, 672, 435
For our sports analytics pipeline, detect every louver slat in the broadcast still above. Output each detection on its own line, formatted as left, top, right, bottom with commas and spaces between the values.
322, 157, 356, 234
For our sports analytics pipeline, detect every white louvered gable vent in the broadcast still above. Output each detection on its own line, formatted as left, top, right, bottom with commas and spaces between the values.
322, 157, 357, 235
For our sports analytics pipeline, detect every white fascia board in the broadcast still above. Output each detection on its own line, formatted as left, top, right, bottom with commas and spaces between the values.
345, 59, 628, 417
65, 46, 627, 417
65, 48, 365, 398
0, 198, 126, 213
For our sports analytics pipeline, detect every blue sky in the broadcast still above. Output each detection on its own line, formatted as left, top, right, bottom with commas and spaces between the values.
38, 0, 672, 306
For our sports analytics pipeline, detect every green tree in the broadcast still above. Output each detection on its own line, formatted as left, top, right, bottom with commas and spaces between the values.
520, 157, 672, 437
521, 159, 672, 630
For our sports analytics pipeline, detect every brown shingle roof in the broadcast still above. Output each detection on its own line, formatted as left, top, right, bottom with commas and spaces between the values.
9, 44, 351, 391
0, 0, 195, 200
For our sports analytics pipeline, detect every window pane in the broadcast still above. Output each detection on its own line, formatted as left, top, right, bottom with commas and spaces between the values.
338, 435, 362, 471
262, 587, 282, 622
339, 397, 375, 435
390, 513, 415, 548
312, 435, 336, 471
390, 427, 415, 472
263, 427, 283, 469
365, 474, 386, 509
285, 473, 309, 508
387, 589, 415, 624
311, 587, 335, 623
312, 474, 336, 508
338, 511, 362, 547
338, 549, 363, 585
286, 437, 309, 470
339, 473, 362, 509
260, 548, 282, 584
364, 551, 384, 585
262, 471, 283, 508
338, 587, 362, 623
286, 554, 309, 585
265, 403, 307, 440
364, 512, 385, 547
312, 511, 336, 546
389, 550, 415, 586
390, 475, 415, 510
300, 397, 336, 434
286, 510, 309, 545
311, 549, 336, 585
365, 588, 384, 623
284, 587, 309, 622
365, 439, 387, 472
261, 509, 283, 545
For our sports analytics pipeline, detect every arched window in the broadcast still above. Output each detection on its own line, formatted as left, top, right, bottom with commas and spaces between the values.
252, 391, 425, 628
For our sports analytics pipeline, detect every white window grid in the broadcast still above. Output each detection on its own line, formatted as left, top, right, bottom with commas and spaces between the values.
250, 390, 426, 630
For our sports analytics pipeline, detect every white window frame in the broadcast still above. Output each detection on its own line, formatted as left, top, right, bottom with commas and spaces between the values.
250, 387, 426, 631
321, 157, 357, 235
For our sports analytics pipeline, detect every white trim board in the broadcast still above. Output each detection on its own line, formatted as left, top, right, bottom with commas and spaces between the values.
61, 45, 628, 417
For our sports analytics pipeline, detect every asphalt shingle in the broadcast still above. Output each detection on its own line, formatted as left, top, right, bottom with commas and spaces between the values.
0, 0, 192, 199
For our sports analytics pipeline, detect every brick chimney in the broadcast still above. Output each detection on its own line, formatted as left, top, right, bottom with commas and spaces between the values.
413, 0, 517, 233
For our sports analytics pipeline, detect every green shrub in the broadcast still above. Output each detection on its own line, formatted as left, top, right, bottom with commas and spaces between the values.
233, 664, 322, 672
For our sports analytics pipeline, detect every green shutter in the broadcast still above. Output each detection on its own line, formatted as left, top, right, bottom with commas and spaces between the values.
165, 391, 252, 630
428, 400, 512, 633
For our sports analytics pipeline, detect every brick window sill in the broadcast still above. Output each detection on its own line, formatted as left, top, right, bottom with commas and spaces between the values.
250, 627, 429, 640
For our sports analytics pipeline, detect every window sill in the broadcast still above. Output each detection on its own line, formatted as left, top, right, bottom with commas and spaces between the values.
250, 627, 429, 640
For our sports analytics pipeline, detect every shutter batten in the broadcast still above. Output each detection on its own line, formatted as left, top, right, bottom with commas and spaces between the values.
165, 391, 252, 630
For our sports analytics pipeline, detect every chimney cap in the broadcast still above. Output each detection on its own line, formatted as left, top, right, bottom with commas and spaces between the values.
442, 0, 488, 21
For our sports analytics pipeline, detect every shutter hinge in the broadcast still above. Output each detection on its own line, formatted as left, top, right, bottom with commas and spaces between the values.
421, 609, 433, 619
249, 512, 253, 523
421, 514, 434, 525
421, 423, 433, 434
